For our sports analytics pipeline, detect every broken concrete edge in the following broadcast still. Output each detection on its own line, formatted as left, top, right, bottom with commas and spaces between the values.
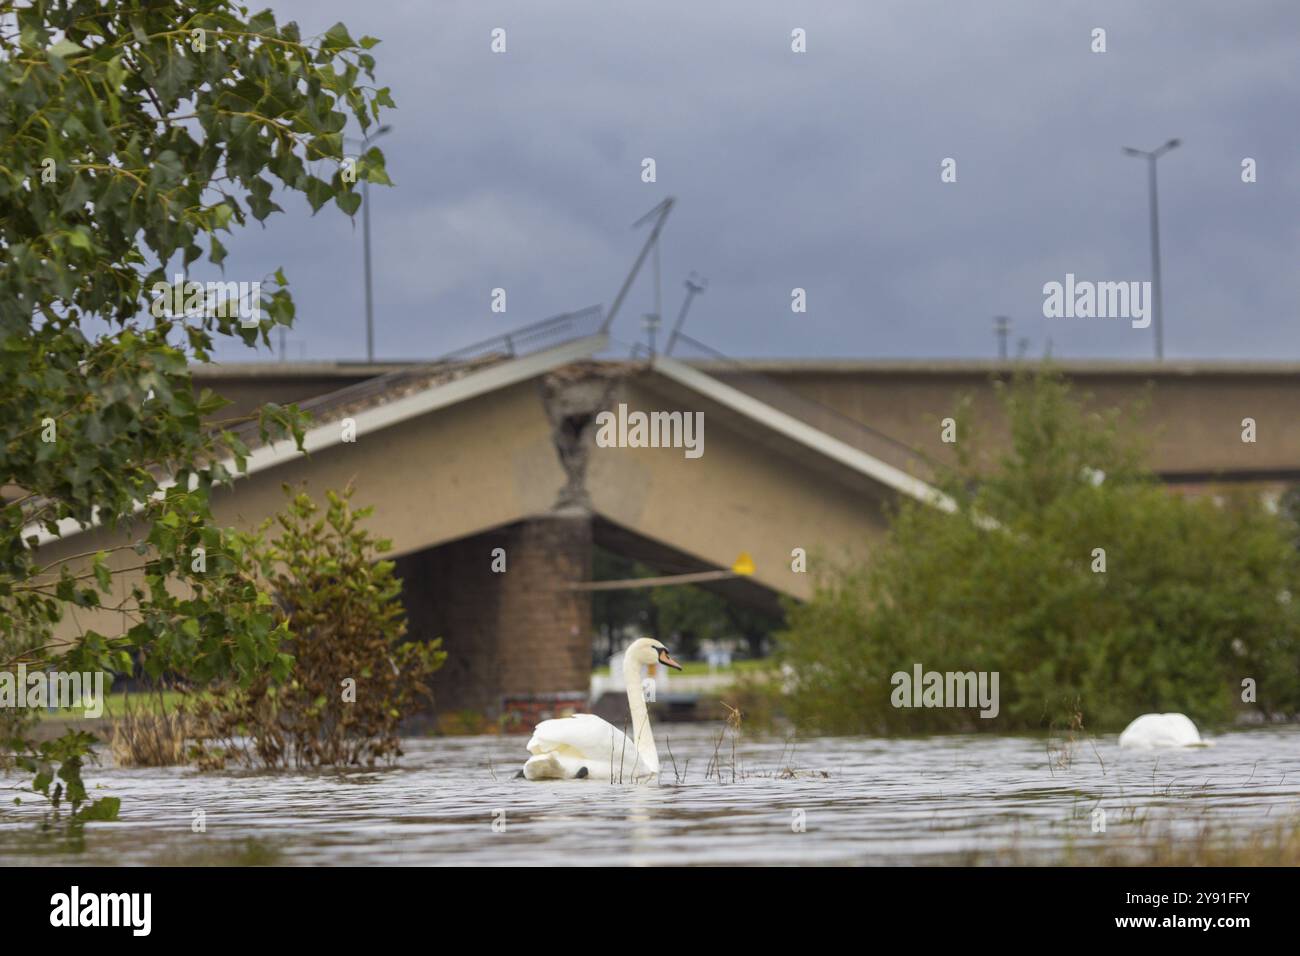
21, 332, 611, 548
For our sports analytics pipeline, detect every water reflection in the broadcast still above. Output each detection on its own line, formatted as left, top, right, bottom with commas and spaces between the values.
2, 726, 1297, 865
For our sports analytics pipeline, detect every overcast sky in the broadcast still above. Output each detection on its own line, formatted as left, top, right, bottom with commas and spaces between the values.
206, 1, 1300, 364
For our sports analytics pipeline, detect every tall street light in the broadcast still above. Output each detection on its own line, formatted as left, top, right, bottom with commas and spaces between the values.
347, 125, 392, 363
993, 315, 1010, 360
1122, 138, 1180, 361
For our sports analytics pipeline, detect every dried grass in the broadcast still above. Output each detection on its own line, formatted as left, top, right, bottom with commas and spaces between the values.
108, 690, 188, 768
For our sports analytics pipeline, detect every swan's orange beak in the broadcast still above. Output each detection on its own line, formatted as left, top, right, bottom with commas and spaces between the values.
658, 648, 683, 670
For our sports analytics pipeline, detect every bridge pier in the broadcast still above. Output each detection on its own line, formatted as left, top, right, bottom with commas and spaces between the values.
395, 512, 593, 728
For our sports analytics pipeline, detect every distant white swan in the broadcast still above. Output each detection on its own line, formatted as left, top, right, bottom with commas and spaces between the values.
1118, 713, 1207, 749
520, 638, 681, 781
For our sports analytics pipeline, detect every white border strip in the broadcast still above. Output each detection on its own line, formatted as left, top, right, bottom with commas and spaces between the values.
26, 333, 608, 548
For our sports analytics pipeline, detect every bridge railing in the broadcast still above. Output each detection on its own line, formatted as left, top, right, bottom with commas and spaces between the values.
655, 332, 943, 483
227, 305, 604, 445
439, 304, 604, 363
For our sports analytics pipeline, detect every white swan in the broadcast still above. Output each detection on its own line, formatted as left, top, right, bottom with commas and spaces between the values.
520, 638, 681, 781
1118, 713, 1207, 749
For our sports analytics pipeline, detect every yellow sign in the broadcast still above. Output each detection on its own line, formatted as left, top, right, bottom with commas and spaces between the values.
731, 552, 755, 576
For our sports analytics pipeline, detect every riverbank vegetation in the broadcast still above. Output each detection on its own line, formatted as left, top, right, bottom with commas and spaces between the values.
778, 369, 1300, 734
43, 486, 445, 771
961, 816, 1300, 867
108, 690, 189, 768
186, 486, 445, 770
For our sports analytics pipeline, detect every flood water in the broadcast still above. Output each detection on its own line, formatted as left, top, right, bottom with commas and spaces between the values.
2, 725, 1298, 865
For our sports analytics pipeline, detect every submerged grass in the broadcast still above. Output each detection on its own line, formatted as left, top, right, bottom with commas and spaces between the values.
663, 702, 828, 784
957, 817, 1300, 866
108, 690, 189, 768
143, 836, 284, 867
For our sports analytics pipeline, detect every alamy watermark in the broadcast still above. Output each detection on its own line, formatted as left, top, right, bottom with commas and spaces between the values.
150, 274, 261, 327
594, 403, 704, 459
50, 886, 151, 936
1042, 273, 1151, 329
891, 663, 999, 718
0, 665, 105, 718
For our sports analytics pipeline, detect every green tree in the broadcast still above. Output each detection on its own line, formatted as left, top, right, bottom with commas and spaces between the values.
591, 548, 779, 660
652, 583, 776, 659
779, 370, 1300, 734
591, 548, 656, 661
1, 0, 392, 820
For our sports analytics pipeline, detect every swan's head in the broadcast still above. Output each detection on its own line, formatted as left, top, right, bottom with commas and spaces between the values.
627, 637, 682, 671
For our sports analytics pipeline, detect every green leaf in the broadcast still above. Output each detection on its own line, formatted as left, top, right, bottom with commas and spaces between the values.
322, 22, 355, 52
77, 796, 122, 822
92, 552, 112, 592
66, 227, 93, 251
48, 38, 85, 59
303, 176, 333, 213
336, 190, 361, 216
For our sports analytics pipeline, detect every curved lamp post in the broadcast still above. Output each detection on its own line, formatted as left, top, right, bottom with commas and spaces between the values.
346, 125, 392, 362
1122, 138, 1180, 361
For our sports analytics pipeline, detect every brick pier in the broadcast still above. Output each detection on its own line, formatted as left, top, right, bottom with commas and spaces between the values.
394, 512, 593, 724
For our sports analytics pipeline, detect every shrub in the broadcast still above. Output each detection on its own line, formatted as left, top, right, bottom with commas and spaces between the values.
779, 369, 1300, 734
189, 485, 445, 768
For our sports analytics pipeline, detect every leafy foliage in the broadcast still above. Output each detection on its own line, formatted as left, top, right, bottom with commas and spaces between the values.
779, 370, 1300, 734
1, 1, 392, 816
6, 729, 120, 824
651, 581, 776, 659
188, 486, 445, 769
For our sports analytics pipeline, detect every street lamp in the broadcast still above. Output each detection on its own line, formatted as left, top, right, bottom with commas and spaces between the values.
346, 125, 392, 363
1122, 138, 1180, 361
993, 315, 1010, 360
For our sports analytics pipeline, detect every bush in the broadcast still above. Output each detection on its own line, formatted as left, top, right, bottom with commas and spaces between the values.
779, 369, 1300, 734
189, 485, 445, 768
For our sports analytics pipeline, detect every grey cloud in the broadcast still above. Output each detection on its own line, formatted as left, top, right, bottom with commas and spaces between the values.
206, 0, 1300, 364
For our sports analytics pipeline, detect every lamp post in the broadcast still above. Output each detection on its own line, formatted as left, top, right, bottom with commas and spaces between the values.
1122, 138, 1180, 361
346, 125, 392, 363
994, 315, 1009, 360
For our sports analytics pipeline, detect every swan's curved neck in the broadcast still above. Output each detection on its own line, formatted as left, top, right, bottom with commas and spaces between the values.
623, 651, 659, 773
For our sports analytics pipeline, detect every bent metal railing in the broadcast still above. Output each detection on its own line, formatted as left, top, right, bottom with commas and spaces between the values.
226, 304, 604, 445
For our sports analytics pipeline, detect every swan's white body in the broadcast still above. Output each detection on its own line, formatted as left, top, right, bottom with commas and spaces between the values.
521, 638, 677, 781
1118, 713, 1206, 749
523, 713, 655, 781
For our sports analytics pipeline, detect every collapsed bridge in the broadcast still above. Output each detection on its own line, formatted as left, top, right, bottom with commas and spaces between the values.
34, 307, 1300, 720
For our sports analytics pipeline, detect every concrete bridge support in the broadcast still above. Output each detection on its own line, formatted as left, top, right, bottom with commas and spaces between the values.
395, 512, 593, 724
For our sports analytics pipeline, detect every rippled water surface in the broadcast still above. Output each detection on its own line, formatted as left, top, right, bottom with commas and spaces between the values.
3, 726, 1298, 865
